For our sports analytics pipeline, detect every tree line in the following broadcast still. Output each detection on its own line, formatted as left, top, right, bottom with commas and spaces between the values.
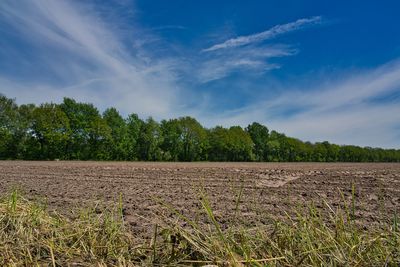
1, 94, 399, 162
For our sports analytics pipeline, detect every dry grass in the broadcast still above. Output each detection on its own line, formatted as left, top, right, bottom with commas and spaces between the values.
0, 188, 399, 266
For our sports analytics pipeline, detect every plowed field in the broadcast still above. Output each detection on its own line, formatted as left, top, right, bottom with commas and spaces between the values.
1, 161, 399, 239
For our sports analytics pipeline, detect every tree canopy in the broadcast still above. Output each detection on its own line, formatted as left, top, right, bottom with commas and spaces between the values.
1, 94, 399, 162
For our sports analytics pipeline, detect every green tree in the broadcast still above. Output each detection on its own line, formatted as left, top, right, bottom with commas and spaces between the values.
285, 137, 311, 162
178, 117, 207, 161
267, 131, 284, 161
31, 103, 71, 159
0, 95, 19, 159
60, 98, 111, 159
323, 141, 340, 162
209, 126, 254, 161
103, 107, 128, 160
1, 93, 400, 163
160, 119, 182, 161
16, 103, 36, 159
125, 113, 143, 160
313, 142, 328, 162
246, 122, 269, 161
137, 117, 163, 161
160, 117, 208, 161
87, 116, 112, 160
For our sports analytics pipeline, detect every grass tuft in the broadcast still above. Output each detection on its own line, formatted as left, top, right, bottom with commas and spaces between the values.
0, 189, 399, 266
0, 190, 138, 266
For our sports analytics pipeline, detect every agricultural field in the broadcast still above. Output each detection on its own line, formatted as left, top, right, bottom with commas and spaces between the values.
1, 161, 399, 239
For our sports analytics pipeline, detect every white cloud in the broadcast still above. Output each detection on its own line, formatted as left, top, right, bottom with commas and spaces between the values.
270, 103, 400, 148
197, 60, 278, 83
0, 0, 183, 118
197, 17, 308, 83
197, 60, 400, 148
202, 16, 322, 52
152, 25, 187, 31
0, 2, 314, 114
196, 45, 297, 83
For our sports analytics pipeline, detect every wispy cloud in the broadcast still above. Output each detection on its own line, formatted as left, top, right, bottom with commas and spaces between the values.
198, 60, 400, 148
195, 17, 320, 83
0, 2, 322, 112
197, 45, 296, 82
0, 0, 183, 118
152, 25, 187, 31
202, 16, 322, 52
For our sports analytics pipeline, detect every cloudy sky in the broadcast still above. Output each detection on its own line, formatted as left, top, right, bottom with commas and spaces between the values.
1, 0, 400, 148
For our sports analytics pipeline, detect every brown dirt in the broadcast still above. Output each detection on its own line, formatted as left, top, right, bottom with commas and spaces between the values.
0, 161, 399, 239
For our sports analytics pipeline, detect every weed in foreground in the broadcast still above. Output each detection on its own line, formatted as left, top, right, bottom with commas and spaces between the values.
0, 189, 399, 266
154, 188, 400, 266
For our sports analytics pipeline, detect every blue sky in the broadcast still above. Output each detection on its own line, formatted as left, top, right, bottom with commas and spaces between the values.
1, 0, 400, 148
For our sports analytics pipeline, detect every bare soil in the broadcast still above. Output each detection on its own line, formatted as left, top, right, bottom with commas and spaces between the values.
0, 161, 399, 239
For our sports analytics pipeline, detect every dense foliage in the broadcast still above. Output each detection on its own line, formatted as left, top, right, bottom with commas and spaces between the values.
1, 94, 399, 161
